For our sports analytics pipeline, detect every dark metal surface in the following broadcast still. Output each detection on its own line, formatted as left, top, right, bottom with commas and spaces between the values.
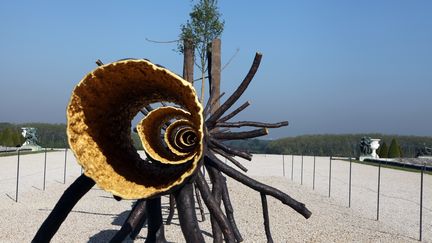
33, 175, 95, 242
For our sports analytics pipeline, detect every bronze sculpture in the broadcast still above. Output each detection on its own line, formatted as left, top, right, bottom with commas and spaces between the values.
33, 53, 311, 243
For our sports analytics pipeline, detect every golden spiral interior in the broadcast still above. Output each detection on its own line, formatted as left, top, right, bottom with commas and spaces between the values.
67, 59, 203, 199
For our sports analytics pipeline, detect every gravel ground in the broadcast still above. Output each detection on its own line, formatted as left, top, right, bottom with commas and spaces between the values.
0, 152, 430, 242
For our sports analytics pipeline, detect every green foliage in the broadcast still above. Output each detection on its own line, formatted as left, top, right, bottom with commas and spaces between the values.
266, 134, 360, 156
388, 138, 401, 158
223, 139, 269, 154
237, 134, 432, 157
2, 122, 431, 158
179, 0, 224, 102
0, 123, 67, 148
378, 142, 388, 158
0, 124, 24, 147
179, 0, 224, 58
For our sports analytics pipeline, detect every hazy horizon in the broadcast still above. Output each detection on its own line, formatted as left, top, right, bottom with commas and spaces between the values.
2, 120, 432, 140
1, 1, 431, 138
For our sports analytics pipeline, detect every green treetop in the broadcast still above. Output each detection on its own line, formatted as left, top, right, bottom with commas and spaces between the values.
179, 0, 224, 104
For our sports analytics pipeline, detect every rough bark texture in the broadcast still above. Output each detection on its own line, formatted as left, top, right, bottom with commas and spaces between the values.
195, 171, 236, 243
206, 53, 262, 127
32, 175, 95, 243
145, 197, 167, 243
166, 195, 176, 225
206, 164, 224, 243
261, 193, 274, 243
210, 39, 221, 115
174, 182, 205, 243
110, 199, 147, 242
183, 39, 194, 83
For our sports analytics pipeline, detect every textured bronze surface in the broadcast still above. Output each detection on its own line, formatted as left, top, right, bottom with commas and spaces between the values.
67, 59, 203, 199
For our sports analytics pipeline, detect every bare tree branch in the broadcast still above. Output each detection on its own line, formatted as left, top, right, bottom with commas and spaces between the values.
261, 193, 274, 243
208, 137, 252, 161
212, 128, 268, 140
217, 101, 250, 123
195, 171, 236, 242
210, 148, 248, 172
145, 37, 180, 44
206, 53, 262, 128
216, 121, 288, 129
205, 153, 312, 219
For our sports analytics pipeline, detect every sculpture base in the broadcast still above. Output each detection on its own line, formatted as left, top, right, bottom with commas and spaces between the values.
359, 155, 380, 161
20, 145, 43, 152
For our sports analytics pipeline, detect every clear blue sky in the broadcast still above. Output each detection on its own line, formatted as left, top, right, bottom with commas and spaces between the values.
1, 1, 431, 138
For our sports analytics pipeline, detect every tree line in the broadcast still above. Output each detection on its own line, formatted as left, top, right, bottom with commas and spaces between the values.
2, 123, 431, 157
227, 134, 432, 158
0, 122, 145, 149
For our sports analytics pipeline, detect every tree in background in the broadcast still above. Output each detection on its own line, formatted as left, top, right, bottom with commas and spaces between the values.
0, 127, 23, 147
378, 142, 388, 158
179, 0, 224, 104
388, 138, 402, 158
0, 128, 13, 146
399, 145, 404, 157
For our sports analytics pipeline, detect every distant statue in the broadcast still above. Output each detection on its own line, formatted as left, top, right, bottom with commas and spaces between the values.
415, 144, 432, 157
359, 137, 380, 160
21, 127, 39, 147
359, 137, 372, 155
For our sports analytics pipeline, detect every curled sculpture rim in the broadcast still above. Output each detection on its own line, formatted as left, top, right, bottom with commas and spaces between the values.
66, 59, 203, 199
34, 52, 312, 243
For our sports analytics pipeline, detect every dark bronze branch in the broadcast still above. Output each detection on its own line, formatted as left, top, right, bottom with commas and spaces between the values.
174, 182, 205, 243
204, 92, 226, 118
166, 195, 175, 225
208, 137, 252, 161
205, 153, 312, 219
221, 176, 243, 242
212, 128, 268, 140
210, 148, 248, 173
145, 197, 167, 243
216, 121, 288, 128
218, 101, 250, 123
261, 193, 274, 243
206, 164, 224, 242
195, 171, 236, 243
33, 175, 95, 242
193, 184, 206, 222
110, 199, 147, 242
206, 53, 262, 128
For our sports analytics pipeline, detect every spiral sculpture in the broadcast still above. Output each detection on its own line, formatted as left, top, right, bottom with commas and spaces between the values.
33, 53, 311, 243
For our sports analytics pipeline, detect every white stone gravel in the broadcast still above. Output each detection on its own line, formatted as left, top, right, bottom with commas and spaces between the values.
0, 152, 430, 242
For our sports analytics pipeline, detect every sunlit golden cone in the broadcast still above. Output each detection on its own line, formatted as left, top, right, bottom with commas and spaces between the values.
67, 59, 203, 199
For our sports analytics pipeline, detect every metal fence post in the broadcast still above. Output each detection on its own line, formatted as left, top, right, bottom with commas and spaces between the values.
63, 148, 68, 184
313, 156, 316, 190
301, 154, 304, 185
328, 156, 332, 198
419, 165, 424, 241
291, 155, 294, 181
377, 160, 381, 221
282, 154, 285, 177
349, 156, 352, 208
16, 149, 21, 202
43, 148, 47, 191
